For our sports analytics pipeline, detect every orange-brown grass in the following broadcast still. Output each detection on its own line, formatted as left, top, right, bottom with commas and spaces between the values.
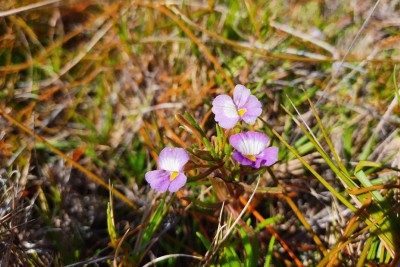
1, 0, 400, 266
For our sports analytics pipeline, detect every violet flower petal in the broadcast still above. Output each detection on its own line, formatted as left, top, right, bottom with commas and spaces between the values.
229, 132, 269, 155
241, 95, 262, 125
229, 133, 246, 151
257, 146, 279, 167
168, 173, 187, 192
232, 151, 254, 166
212, 94, 240, 129
233, 84, 251, 108
158, 147, 189, 172
145, 170, 171, 193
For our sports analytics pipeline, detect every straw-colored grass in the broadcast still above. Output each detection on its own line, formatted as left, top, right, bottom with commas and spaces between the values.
1, 0, 400, 266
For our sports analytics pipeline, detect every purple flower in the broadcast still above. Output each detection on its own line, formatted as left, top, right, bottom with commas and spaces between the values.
212, 84, 262, 129
145, 147, 190, 193
229, 131, 278, 168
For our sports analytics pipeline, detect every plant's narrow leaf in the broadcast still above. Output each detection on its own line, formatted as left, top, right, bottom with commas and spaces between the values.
221, 246, 241, 267
385, 245, 392, 264
307, 96, 350, 177
281, 104, 356, 189
343, 126, 353, 162
196, 232, 211, 250
142, 194, 167, 246
359, 133, 377, 161
107, 202, 118, 247
203, 137, 217, 158
354, 170, 399, 257
355, 171, 388, 207
175, 113, 204, 140
293, 133, 309, 148
296, 141, 315, 156
224, 140, 232, 159
264, 235, 275, 267
357, 236, 372, 267
133, 194, 174, 265
254, 216, 283, 233
184, 112, 207, 138
216, 124, 224, 155
378, 241, 384, 263
272, 128, 356, 212
355, 161, 382, 173
240, 227, 258, 267
368, 236, 378, 260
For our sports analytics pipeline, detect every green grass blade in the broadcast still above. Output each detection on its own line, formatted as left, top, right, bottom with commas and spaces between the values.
354, 161, 382, 174
240, 227, 258, 267
196, 232, 211, 250
283, 103, 356, 189
357, 236, 372, 267
307, 96, 350, 177
107, 202, 118, 247
272, 128, 357, 212
254, 216, 283, 233
221, 247, 241, 267
264, 236, 276, 267
354, 170, 400, 255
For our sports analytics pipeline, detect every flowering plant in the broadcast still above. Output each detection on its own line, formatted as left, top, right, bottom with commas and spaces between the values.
144, 84, 278, 194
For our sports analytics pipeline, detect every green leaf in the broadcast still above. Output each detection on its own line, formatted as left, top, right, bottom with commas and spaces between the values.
254, 216, 283, 233
196, 232, 211, 249
203, 137, 217, 158
264, 236, 275, 267
184, 112, 207, 138
107, 191, 118, 246
357, 236, 372, 267
359, 133, 377, 161
354, 161, 382, 173
307, 95, 350, 177
176, 113, 206, 141
355, 170, 400, 256
221, 246, 241, 267
240, 227, 258, 267
272, 128, 356, 212
142, 195, 168, 246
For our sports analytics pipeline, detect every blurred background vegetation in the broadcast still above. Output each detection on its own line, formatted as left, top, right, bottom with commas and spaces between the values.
1, 0, 400, 266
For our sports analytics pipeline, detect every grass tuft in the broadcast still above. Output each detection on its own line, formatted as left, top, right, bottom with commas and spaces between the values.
1, 0, 400, 266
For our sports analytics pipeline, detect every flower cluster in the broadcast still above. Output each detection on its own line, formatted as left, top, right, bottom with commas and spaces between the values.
212, 85, 278, 168
145, 84, 278, 193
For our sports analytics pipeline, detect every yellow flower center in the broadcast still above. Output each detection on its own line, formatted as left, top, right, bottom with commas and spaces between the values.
169, 171, 179, 181
244, 155, 256, 162
238, 108, 247, 117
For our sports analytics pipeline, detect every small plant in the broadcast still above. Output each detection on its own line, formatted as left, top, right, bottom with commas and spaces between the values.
145, 84, 278, 193
139, 84, 279, 265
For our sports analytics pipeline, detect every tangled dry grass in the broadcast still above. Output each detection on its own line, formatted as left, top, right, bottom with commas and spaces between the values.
1, 0, 400, 266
